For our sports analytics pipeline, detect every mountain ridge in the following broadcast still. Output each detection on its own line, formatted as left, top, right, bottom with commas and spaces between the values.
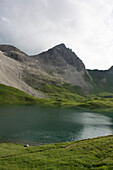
0, 43, 113, 97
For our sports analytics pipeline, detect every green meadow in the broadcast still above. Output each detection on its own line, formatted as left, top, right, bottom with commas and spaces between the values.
0, 135, 112, 169
0, 84, 113, 112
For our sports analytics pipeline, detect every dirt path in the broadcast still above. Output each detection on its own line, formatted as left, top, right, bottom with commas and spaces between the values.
65, 143, 78, 149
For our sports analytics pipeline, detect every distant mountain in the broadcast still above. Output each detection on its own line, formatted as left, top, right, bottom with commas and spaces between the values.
88, 67, 113, 93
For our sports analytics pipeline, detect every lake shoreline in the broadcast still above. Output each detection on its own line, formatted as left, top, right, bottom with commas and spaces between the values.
0, 134, 113, 146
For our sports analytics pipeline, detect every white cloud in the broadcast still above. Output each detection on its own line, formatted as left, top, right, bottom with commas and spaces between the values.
0, 0, 113, 69
0, 16, 10, 23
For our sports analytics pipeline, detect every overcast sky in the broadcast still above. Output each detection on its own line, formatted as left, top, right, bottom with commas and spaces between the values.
0, 0, 113, 69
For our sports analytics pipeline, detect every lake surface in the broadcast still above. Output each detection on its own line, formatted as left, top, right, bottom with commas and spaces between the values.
0, 106, 113, 145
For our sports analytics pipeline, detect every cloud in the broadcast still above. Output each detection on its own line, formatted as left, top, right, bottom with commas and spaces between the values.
0, 16, 10, 23
0, 0, 113, 69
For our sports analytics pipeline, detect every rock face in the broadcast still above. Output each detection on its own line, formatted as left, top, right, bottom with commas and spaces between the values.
31, 44, 92, 92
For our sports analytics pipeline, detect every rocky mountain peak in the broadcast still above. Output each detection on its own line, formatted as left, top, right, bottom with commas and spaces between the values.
53, 43, 66, 50
47, 43, 67, 55
37, 43, 85, 72
31, 43, 92, 92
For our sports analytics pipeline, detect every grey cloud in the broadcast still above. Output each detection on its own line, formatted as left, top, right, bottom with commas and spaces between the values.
0, 0, 113, 69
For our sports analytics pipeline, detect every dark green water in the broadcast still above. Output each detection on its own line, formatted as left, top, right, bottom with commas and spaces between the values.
0, 106, 113, 145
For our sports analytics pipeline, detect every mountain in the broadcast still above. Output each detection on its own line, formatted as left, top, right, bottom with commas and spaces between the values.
0, 43, 113, 99
30, 43, 92, 93
88, 67, 113, 94
0, 43, 93, 95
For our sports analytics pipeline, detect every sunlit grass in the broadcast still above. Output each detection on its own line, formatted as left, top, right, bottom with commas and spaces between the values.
1, 84, 113, 112
0, 136, 112, 169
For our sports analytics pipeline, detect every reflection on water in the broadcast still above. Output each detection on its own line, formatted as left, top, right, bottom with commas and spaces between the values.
0, 106, 113, 145
76, 112, 113, 140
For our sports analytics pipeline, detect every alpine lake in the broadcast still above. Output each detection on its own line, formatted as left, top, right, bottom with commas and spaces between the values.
0, 105, 113, 145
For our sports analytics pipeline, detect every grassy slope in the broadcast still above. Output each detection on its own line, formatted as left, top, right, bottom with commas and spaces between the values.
0, 84, 48, 105
88, 69, 113, 94
21, 70, 113, 111
0, 135, 112, 169
0, 83, 85, 106
1, 84, 113, 111
39, 84, 113, 111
